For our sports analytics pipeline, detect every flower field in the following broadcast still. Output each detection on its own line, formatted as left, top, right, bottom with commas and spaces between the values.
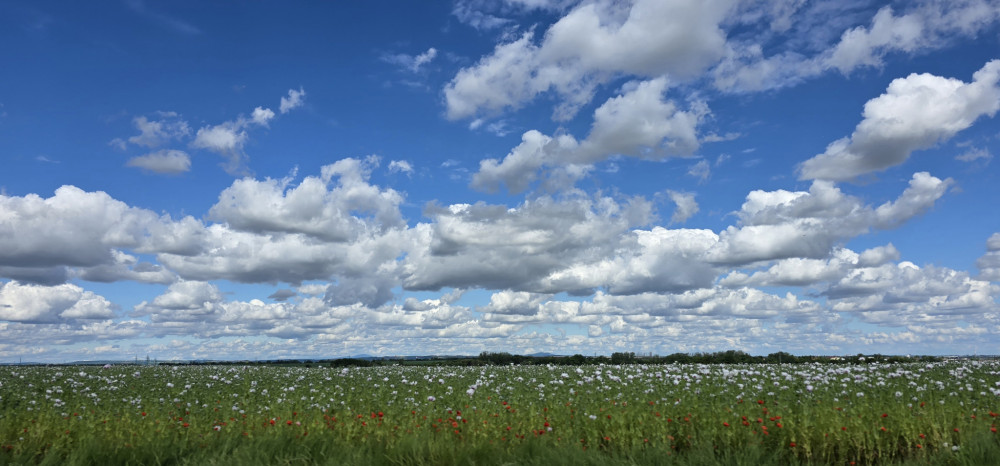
2, 361, 1000, 465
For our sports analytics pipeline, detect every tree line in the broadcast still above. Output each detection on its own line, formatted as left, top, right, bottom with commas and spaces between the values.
473, 350, 940, 366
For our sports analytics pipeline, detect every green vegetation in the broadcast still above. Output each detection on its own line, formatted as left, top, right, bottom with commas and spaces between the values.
1, 360, 998, 465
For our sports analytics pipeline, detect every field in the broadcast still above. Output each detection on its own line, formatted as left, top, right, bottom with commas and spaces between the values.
2, 361, 999, 465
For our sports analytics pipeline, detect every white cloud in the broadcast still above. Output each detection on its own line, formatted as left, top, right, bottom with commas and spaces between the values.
471, 130, 580, 193
799, 60, 1000, 181
707, 172, 951, 265
388, 160, 414, 176
576, 78, 706, 162
126, 149, 191, 174
402, 194, 653, 292
826, 2, 1000, 75
184, 89, 303, 174
977, 233, 1000, 281
73, 250, 176, 284
207, 157, 404, 241
445, 0, 734, 120
666, 190, 699, 224
280, 87, 306, 114
825, 6, 924, 74
0, 281, 114, 323
0, 185, 205, 279
858, 243, 901, 267
134, 280, 259, 326
471, 78, 708, 193
191, 122, 250, 174
713, 0, 1000, 93
541, 227, 720, 295
956, 146, 992, 163
478, 290, 552, 316
125, 114, 191, 148
712, 45, 820, 93
827, 261, 1000, 322
251, 106, 275, 126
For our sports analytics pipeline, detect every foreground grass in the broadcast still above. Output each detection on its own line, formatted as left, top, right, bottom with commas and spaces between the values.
2, 362, 998, 465
6, 430, 1000, 466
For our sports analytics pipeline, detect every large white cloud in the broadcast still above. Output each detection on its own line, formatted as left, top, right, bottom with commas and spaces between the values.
471, 78, 708, 194
0, 186, 205, 284
541, 227, 720, 295
0, 281, 115, 323
402, 193, 652, 292
713, 0, 1000, 93
827, 261, 1000, 328
707, 172, 951, 265
799, 60, 1000, 181
826, 1, 1000, 75
445, 0, 733, 120
208, 157, 404, 241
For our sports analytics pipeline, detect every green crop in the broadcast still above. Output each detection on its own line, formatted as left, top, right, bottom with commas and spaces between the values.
1, 361, 998, 465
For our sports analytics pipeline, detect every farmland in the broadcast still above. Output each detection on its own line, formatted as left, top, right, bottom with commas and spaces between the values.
2, 360, 999, 465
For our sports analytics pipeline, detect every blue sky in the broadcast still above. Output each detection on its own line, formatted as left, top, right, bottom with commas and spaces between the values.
2, 0, 1000, 362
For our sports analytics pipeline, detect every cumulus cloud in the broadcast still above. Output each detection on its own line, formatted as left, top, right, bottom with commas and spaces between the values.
977, 232, 1000, 281
402, 193, 653, 292
73, 250, 176, 284
207, 157, 405, 241
191, 88, 305, 174
799, 60, 1000, 181
445, 0, 733, 120
541, 227, 720, 295
575, 78, 706, 162
826, 2, 1000, 75
471, 78, 708, 193
126, 149, 191, 174
0, 281, 115, 323
251, 106, 275, 126
471, 130, 581, 193
478, 290, 552, 316
0, 186, 204, 281
827, 262, 1000, 323
191, 121, 253, 174
707, 172, 951, 265
825, 6, 924, 74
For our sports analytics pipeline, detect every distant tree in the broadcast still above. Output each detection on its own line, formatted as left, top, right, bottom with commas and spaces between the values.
566, 354, 587, 365
766, 352, 799, 364
611, 352, 637, 364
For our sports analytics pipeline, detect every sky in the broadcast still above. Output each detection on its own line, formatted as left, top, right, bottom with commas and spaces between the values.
1, 0, 1000, 362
